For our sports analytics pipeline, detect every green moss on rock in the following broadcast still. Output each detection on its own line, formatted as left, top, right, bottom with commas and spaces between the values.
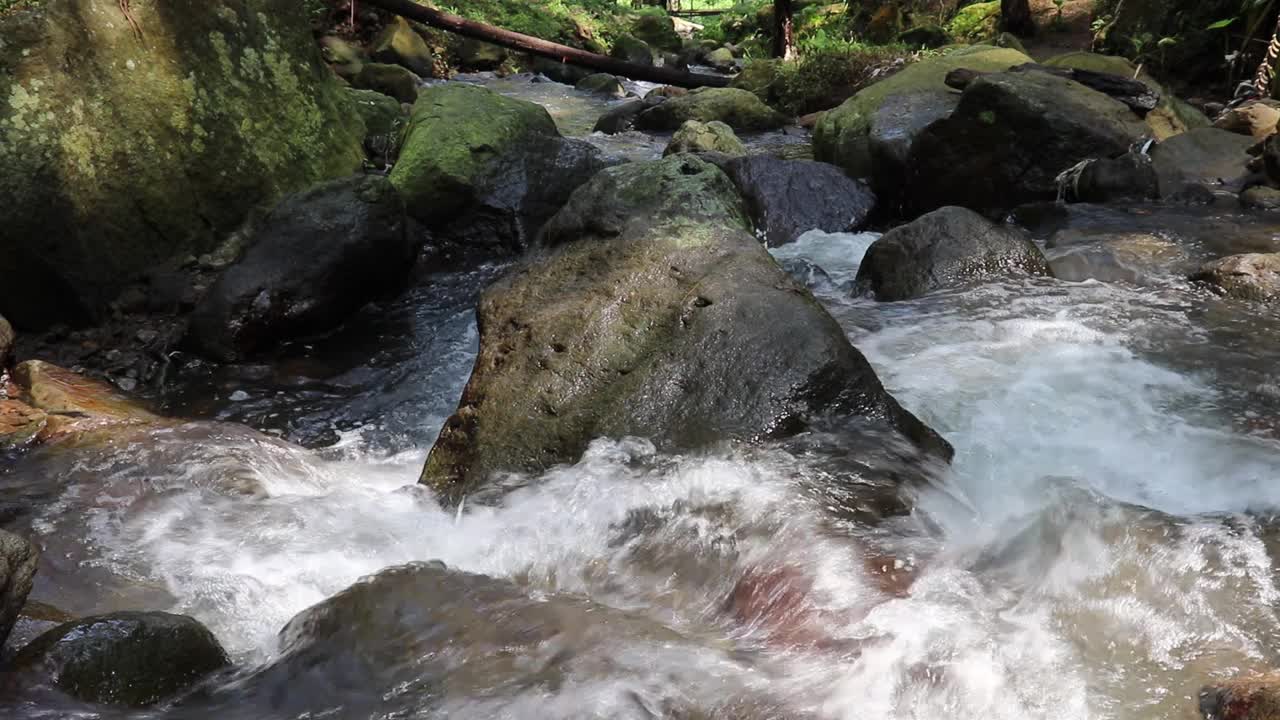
0, 0, 365, 328
635, 87, 788, 132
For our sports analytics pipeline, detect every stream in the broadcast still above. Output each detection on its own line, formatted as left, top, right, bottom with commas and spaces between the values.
4, 76, 1280, 719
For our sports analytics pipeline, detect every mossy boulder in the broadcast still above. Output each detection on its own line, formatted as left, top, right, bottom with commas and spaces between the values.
456, 38, 508, 71
350, 62, 420, 104
729, 59, 784, 107
420, 155, 951, 500
370, 16, 435, 78
1191, 253, 1280, 304
663, 120, 746, 157
705, 47, 737, 73
0, 0, 366, 330
346, 89, 405, 141
390, 84, 608, 256
905, 69, 1147, 215
1043, 51, 1210, 139
11, 612, 230, 707
948, 0, 1000, 42
635, 87, 788, 132
575, 73, 627, 98
631, 13, 682, 53
814, 45, 1030, 207
611, 34, 655, 67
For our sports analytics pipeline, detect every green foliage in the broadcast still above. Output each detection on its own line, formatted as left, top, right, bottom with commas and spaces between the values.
435, 0, 633, 49
774, 40, 912, 114
948, 0, 1000, 42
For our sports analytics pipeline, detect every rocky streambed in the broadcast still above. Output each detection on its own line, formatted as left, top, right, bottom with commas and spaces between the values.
4, 7, 1280, 719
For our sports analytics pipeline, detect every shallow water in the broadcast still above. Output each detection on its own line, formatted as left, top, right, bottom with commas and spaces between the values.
5, 79, 1280, 719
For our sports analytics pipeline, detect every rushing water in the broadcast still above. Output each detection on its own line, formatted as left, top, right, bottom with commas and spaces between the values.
4, 78, 1280, 719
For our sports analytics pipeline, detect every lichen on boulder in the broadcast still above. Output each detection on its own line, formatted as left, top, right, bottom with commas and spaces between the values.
0, 0, 366, 329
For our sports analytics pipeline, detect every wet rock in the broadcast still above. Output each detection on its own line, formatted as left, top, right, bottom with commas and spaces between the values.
0, 0, 365, 329
11, 612, 230, 708
814, 46, 1031, 209
1191, 253, 1280, 304
1242, 186, 1280, 211
723, 156, 877, 246
529, 56, 593, 85
1042, 51, 1210, 140
611, 34, 656, 66
1150, 128, 1256, 196
0, 314, 13, 367
1062, 150, 1159, 204
351, 62, 420, 104
370, 17, 435, 78
0, 531, 38, 650
575, 73, 627, 98
854, 206, 1052, 300
456, 38, 508, 71
705, 47, 737, 73
347, 88, 408, 161
0, 400, 47, 451
1213, 99, 1280, 141
729, 59, 783, 106
664, 120, 747, 157
1044, 230, 1186, 285
635, 87, 788, 132
905, 70, 1147, 216
1200, 672, 1280, 720
631, 14, 683, 53
14, 360, 158, 427
392, 84, 608, 256
186, 175, 412, 361
422, 156, 951, 500
593, 98, 651, 134
648, 85, 689, 100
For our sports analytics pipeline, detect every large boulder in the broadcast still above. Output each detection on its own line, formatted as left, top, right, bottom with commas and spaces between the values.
631, 14, 683, 53
456, 38, 508, 71
1149, 127, 1256, 196
0, 0, 366, 330
723, 156, 877, 246
1191, 253, 1280, 304
10, 612, 230, 707
350, 62, 420, 104
635, 87, 788, 132
1213, 99, 1280, 141
346, 88, 408, 162
420, 155, 951, 500
14, 360, 158, 426
1200, 672, 1280, 720
610, 34, 655, 66
854, 206, 1052, 300
0, 314, 13, 367
0, 531, 38, 651
705, 47, 737, 73
904, 70, 1148, 216
391, 84, 609, 256
370, 16, 435, 78
814, 46, 1031, 208
664, 120, 747, 157
185, 175, 413, 361
1042, 51, 1210, 140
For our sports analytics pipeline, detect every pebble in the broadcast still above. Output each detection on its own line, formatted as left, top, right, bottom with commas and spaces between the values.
114, 377, 138, 392
228, 390, 250, 402
136, 329, 160, 344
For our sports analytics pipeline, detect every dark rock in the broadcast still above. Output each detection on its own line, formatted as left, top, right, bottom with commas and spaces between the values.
1199, 672, 1280, 720
855, 206, 1053, 300
186, 175, 413, 361
392, 84, 610, 257
456, 38, 508, 71
575, 73, 627, 98
347, 88, 408, 161
421, 156, 951, 500
631, 14, 683, 53
1191, 253, 1280, 303
1062, 150, 1160, 203
898, 24, 951, 48
611, 34, 655, 66
350, 62, 421, 104
11, 612, 230, 708
1150, 127, 1256, 196
906, 70, 1147, 216
635, 87, 789, 132
724, 156, 877, 246
593, 98, 651, 134
529, 56, 594, 85
0, 531, 38, 650
0, 313, 13, 367
1263, 133, 1280, 185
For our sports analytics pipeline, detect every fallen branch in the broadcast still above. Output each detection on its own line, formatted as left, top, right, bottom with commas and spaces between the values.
359, 0, 731, 89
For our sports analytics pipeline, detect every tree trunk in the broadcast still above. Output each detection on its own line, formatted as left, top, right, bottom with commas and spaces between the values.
1000, 0, 1035, 36
360, 0, 731, 88
773, 0, 795, 59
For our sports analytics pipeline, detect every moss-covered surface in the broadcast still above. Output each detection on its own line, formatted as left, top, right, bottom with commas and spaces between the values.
947, 0, 999, 42
429, 0, 630, 53
813, 45, 1030, 176
0, 0, 365, 327
664, 119, 747, 157
389, 83, 558, 224
1043, 51, 1210, 140
635, 87, 789, 131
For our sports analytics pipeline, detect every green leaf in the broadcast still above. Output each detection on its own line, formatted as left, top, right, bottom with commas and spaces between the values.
1206, 17, 1237, 30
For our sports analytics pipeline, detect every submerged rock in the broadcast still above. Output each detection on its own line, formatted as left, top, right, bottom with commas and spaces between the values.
905, 69, 1147, 216
1200, 672, 1280, 720
11, 612, 230, 708
635, 88, 788, 132
1044, 230, 1186, 285
1191, 253, 1280, 304
391, 84, 608, 257
814, 45, 1031, 201
186, 175, 413, 361
421, 155, 950, 500
664, 120, 747, 157
1241, 186, 1280, 211
854, 206, 1052, 300
0, 530, 38, 650
724, 156, 877, 247
0, 0, 366, 329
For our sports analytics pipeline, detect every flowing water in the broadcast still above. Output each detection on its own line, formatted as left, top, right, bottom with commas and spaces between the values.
4, 78, 1280, 720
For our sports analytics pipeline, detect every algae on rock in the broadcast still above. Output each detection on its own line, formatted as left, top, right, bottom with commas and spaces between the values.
0, 0, 366, 329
